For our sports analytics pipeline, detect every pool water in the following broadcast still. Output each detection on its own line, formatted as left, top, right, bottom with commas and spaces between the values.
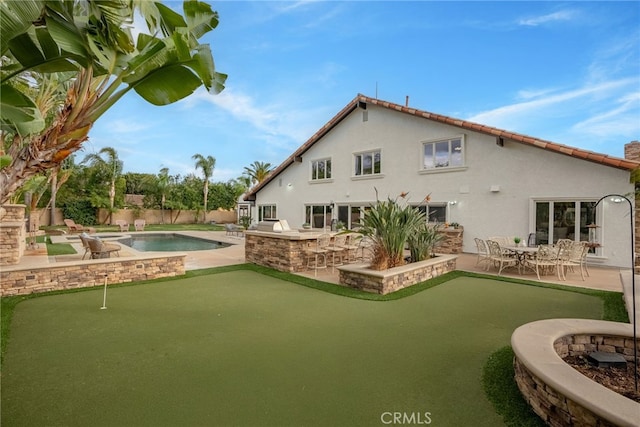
120, 234, 230, 252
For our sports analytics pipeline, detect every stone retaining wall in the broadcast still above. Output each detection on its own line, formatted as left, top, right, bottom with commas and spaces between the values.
0, 254, 186, 296
512, 319, 639, 427
338, 254, 457, 294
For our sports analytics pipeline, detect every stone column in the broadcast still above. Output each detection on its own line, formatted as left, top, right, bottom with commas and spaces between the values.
0, 204, 27, 265
624, 141, 640, 269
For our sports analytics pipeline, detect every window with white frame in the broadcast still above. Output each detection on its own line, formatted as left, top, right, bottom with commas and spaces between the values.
354, 150, 381, 176
413, 204, 447, 223
258, 204, 277, 221
311, 158, 332, 180
422, 137, 464, 170
534, 199, 597, 253
305, 204, 333, 229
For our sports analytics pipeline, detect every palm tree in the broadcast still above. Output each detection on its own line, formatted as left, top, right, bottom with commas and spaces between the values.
192, 154, 216, 223
158, 167, 170, 224
82, 147, 123, 224
243, 161, 273, 185
0, 0, 226, 204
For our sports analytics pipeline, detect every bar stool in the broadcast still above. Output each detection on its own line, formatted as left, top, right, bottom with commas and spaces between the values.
305, 234, 330, 276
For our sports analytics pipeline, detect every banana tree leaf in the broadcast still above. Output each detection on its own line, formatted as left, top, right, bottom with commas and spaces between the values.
0, 84, 45, 135
155, 2, 188, 36
7, 32, 46, 66
131, 65, 202, 105
186, 44, 213, 87
184, 0, 219, 39
45, 12, 88, 59
0, 0, 44, 56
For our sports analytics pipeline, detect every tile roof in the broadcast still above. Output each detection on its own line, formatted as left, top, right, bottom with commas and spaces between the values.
245, 94, 639, 200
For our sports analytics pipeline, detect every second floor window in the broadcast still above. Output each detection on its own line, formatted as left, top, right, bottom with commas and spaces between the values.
354, 150, 381, 176
423, 137, 464, 170
311, 159, 331, 180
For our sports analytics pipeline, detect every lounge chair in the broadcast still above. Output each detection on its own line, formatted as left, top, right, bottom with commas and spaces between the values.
64, 219, 95, 234
134, 219, 146, 231
115, 220, 129, 232
87, 237, 121, 259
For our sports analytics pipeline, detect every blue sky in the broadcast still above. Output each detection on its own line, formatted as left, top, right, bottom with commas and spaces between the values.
87, 1, 640, 181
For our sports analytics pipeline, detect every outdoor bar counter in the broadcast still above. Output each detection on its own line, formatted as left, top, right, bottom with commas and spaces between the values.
245, 229, 331, 273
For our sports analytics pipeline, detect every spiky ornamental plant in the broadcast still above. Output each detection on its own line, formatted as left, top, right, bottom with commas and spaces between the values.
407, 222, 444, 262
358, 190, 427, 270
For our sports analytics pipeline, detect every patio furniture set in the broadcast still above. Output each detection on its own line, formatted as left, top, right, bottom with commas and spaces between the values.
474, 236, 590, 281
115, 219, 146, 232
304, 233, 374, 276
78, 233, 121, 259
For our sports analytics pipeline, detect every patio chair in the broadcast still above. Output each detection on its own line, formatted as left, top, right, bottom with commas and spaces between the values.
87, 237, 121, 259
356, 236, 375, 262
557, 241, 588, 280
326, 233, 347, 271
134, 219, 146, 231
488, 236, 510, 247
486, 240, 518, 275
522, 244, 559, 280
473, 238, 491, 269
64, 219, 95, 234
78, 232, 92, 260
225, 223, 243, 237
115, 220, 129, 232
340, 233, 361, 263
304, 233, 330, 276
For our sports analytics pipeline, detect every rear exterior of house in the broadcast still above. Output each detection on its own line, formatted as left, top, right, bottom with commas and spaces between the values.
245, 94, 638, 268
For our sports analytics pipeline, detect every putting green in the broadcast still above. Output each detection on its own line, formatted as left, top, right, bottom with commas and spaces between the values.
1, 272, 602, 426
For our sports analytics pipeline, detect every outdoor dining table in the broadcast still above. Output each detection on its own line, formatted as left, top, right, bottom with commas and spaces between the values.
503, 245, 538, 274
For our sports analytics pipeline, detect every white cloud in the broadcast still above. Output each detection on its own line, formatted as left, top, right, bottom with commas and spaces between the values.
572, 91, 640, 137
518, 10, 577, 27
467, 78, 637, 127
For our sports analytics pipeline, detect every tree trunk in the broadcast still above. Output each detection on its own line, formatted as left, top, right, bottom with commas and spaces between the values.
50, 170, 58, 225
1, 69, 95, 205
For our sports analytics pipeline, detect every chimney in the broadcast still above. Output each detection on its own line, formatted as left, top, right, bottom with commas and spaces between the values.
624, 140, 640, 162
405, 95, 409, 107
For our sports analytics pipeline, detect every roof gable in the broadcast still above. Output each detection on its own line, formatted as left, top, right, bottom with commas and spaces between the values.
246, 94, 639, 200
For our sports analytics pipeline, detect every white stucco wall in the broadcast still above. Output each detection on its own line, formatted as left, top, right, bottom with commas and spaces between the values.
253, 105, 634, 268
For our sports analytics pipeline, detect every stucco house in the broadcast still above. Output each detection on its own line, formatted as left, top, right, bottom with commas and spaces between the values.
244, 94, 638, 268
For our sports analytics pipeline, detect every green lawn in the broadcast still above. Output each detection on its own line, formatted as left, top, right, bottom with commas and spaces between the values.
0, 269, 623, 426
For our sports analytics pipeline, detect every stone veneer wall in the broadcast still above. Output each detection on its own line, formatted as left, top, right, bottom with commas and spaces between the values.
0, 254, 186, 296
245, 233, 315, 273
438, 227, 463, 254
338, 255, 457, 295
0, 204, 26, 265
514, 333, 639, 427
624, 141, 640, 269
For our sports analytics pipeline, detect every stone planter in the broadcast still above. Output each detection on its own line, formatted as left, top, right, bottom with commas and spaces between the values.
512, 319, 639, 427
338, 254, 457, 295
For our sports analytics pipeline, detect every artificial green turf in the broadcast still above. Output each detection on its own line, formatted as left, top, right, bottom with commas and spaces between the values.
1, 272, 606, 427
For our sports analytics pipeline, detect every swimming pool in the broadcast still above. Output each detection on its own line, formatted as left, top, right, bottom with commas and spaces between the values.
119, 234, 230, 252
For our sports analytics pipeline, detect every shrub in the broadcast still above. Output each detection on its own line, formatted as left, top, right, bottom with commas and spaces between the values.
62, 200, 96, 225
